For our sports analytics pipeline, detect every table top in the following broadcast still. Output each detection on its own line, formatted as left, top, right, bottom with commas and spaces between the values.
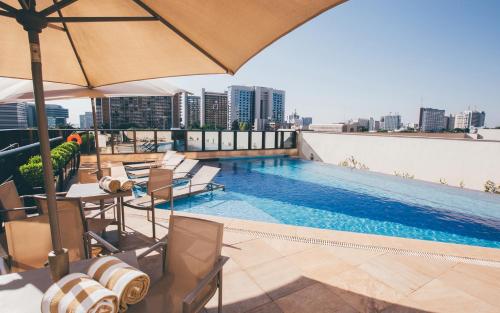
66, 183, 132, 201
0, 251, 138, 313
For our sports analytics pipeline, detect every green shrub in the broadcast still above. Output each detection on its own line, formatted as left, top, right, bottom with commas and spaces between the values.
18, 141, 80, 188
19, 162, 44, 188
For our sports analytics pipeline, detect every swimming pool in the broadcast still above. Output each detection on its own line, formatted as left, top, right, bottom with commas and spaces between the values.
144, 156, 500, 248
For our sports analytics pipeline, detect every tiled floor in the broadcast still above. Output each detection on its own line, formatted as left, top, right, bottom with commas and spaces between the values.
116, 207, 500, 313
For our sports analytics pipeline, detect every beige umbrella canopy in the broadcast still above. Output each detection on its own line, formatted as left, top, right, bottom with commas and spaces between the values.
0, 0, 347, 280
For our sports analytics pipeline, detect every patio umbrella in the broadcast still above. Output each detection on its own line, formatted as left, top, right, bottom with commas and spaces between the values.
0, 77, 185, 179
0, 0, 347, 280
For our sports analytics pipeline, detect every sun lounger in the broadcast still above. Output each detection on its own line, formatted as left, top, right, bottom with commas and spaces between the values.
173, 165, 222, 198
127, 155, 185, 178
124, 150, 177, 171
133, 158, 199, 185
129, 215, 228, 313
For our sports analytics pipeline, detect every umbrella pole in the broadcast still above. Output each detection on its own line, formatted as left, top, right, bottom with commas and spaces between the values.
28, 30, 69, 282
91, 98, 103, 179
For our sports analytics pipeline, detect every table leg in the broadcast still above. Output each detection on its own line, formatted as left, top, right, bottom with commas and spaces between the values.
116, 197, 122, 234
121, 197, 126, 231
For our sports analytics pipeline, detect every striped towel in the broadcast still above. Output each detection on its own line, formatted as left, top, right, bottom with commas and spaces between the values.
41, 273, 118, 313
116, 177, 134, 191
88, 256, 150, 312
99, 176, 120, 193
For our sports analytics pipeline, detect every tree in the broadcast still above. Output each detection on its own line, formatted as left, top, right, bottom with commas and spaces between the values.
231, 120, 239, 130
189, 121, 201, 129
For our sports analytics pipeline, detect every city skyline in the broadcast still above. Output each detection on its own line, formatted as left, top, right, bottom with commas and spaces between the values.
46, 0, 500, 127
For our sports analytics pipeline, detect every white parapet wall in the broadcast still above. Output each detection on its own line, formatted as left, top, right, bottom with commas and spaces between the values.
299, 131, 500, 191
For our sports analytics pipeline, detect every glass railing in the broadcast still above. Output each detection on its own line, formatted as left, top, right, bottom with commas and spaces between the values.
0, 129, 297, 155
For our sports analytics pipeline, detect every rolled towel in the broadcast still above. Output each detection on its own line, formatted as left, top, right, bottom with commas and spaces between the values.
88, 256, 150, 312
116, 177, 134, 191
41, 272, 118, 313
99, 176, 120, 193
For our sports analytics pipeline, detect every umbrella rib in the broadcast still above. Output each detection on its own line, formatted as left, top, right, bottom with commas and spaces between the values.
39, 0, 78, 16
0, 9, 16, 18
46, 16, 158, 22
0, 1, 17, 13
51, 0, 92, 88
131, 0, 233, 75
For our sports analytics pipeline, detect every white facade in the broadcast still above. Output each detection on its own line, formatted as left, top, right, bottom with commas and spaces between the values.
79, 112, 93, 129
381, 114, 401, 131
299, 132, 500, 191
309, 123, 346, 133
454, 110, 486, 129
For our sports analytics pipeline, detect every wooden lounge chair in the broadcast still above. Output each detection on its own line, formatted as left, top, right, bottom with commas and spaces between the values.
128, 155, 185, 178
123, 168, 174, 239
0, 180, 40, 222
133, 159, 199, 185
125, 150, 177, 171
1, 196, 118, 273
129, 215, 228, 313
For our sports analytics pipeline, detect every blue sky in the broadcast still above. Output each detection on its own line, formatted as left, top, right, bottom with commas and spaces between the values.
61, 0, 500, 127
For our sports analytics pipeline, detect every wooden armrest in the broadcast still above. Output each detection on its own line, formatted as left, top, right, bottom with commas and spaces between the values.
0, 206, 38, 212
150, 184, 174, 193
137, 240, 167, 259
85, 231, 120, 254
183, 256, 229, 309
86, 203, 118, 219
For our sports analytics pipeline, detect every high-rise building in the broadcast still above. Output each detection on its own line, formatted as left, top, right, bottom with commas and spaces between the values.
454, 110, 486, 129
228, 85, 255, 129
181, 93, 201, 129
227, 85, 285, 130
0, 103, 28, 129
286, 110, 312, 130
380, 114, 401, 131
79, 112, 94, 129
171, 93, 182, 129
368, 117, 380, 131
26, 103, 68, 128
200, 89, 228, 130
445, 115, 455, 130
95, 96, 179, 129
418, 107, 446, 132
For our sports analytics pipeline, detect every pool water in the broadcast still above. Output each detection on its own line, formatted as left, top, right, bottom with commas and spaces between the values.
143, 156, 500, 248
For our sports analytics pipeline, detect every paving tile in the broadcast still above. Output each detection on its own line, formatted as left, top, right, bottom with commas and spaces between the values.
263, 238, 315, 257
284, 246, 357, 282
206, 271, 271, 313
245, 302, 284, 313
324, 267, 406, 313
402, 278, 499, 313
276, 283, 358, 313
357, 255, 437, 295
437, 268, 500, 308
451, 262, 500, 287
245, 257, 316, 300
225, 239, 282, 270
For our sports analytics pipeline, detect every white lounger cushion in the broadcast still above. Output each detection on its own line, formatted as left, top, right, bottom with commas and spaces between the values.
128, 155, 185, 178
124, 151, 177, 170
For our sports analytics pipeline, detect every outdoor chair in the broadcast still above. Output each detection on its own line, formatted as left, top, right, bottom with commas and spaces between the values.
129, 215, 228, 313
125, 150, 177, 171
127, 155, 185, 178
1, 196, 118, 274
0, 180, 40, 223
124, 168, 174, 239
133, 158, 199, 185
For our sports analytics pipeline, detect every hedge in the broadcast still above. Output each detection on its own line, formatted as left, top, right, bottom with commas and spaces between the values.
19, 141, 80, 188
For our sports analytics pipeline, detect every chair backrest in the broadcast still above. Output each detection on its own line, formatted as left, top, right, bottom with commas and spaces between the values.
34, 196, 87, 262
161, 150, 177, 163
162, 155, 185, 168
190, 166, 220, 192
5, 215, 52, 272
147, 168, 173, 200
78, 167, 111, 183
0, 180, 27, 221
165, 215, 223, 308
174, 159, 199, 175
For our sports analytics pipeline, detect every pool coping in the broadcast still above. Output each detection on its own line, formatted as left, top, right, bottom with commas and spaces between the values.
162, 210, 500, 265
